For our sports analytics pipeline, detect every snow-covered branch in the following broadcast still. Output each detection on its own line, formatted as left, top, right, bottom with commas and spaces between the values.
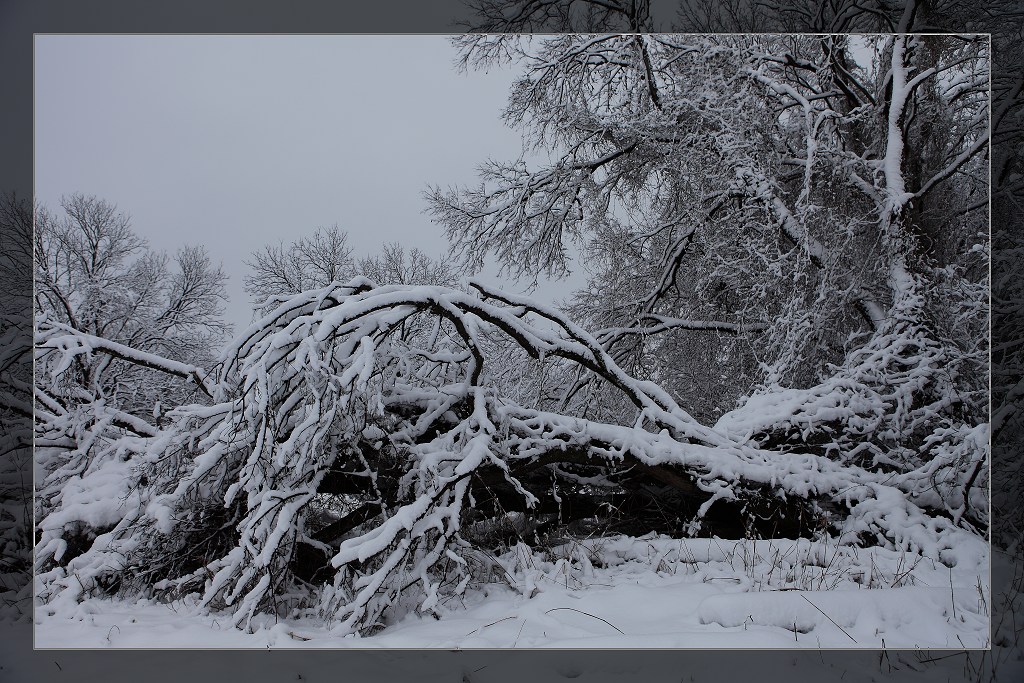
36, 319, 216, 398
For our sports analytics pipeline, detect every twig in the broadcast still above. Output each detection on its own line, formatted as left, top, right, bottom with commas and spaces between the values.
800, 594, 857, 643
950, 567, 958, 621
513, 619, 527, 647
544, 607, 625, 634
916, 651, 969, 665
464, 615, 517, 638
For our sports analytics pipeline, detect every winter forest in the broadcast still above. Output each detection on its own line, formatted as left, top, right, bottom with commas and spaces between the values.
19, 28, 999, 649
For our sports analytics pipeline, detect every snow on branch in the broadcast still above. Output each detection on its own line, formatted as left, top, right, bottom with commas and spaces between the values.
36, 318, 216, 399
596, 313, 768, 343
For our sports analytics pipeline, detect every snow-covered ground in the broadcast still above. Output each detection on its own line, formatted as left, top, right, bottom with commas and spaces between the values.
34, 534, 990, 649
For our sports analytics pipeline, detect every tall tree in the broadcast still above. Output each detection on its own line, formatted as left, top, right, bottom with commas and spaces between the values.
243, 224, 354, 308
428, 35, 988, 487
35, 195, 229, 415
33, 194, 230, 568
357, 242, 456, 288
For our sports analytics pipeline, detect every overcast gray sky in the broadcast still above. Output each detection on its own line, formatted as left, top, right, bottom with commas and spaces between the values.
35, 35, 585, 332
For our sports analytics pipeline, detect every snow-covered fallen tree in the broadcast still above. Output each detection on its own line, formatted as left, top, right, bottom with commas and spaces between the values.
34, 277, 988, 635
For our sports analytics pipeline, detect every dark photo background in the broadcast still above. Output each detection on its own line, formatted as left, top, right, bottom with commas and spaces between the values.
1, 0, 1021, 681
